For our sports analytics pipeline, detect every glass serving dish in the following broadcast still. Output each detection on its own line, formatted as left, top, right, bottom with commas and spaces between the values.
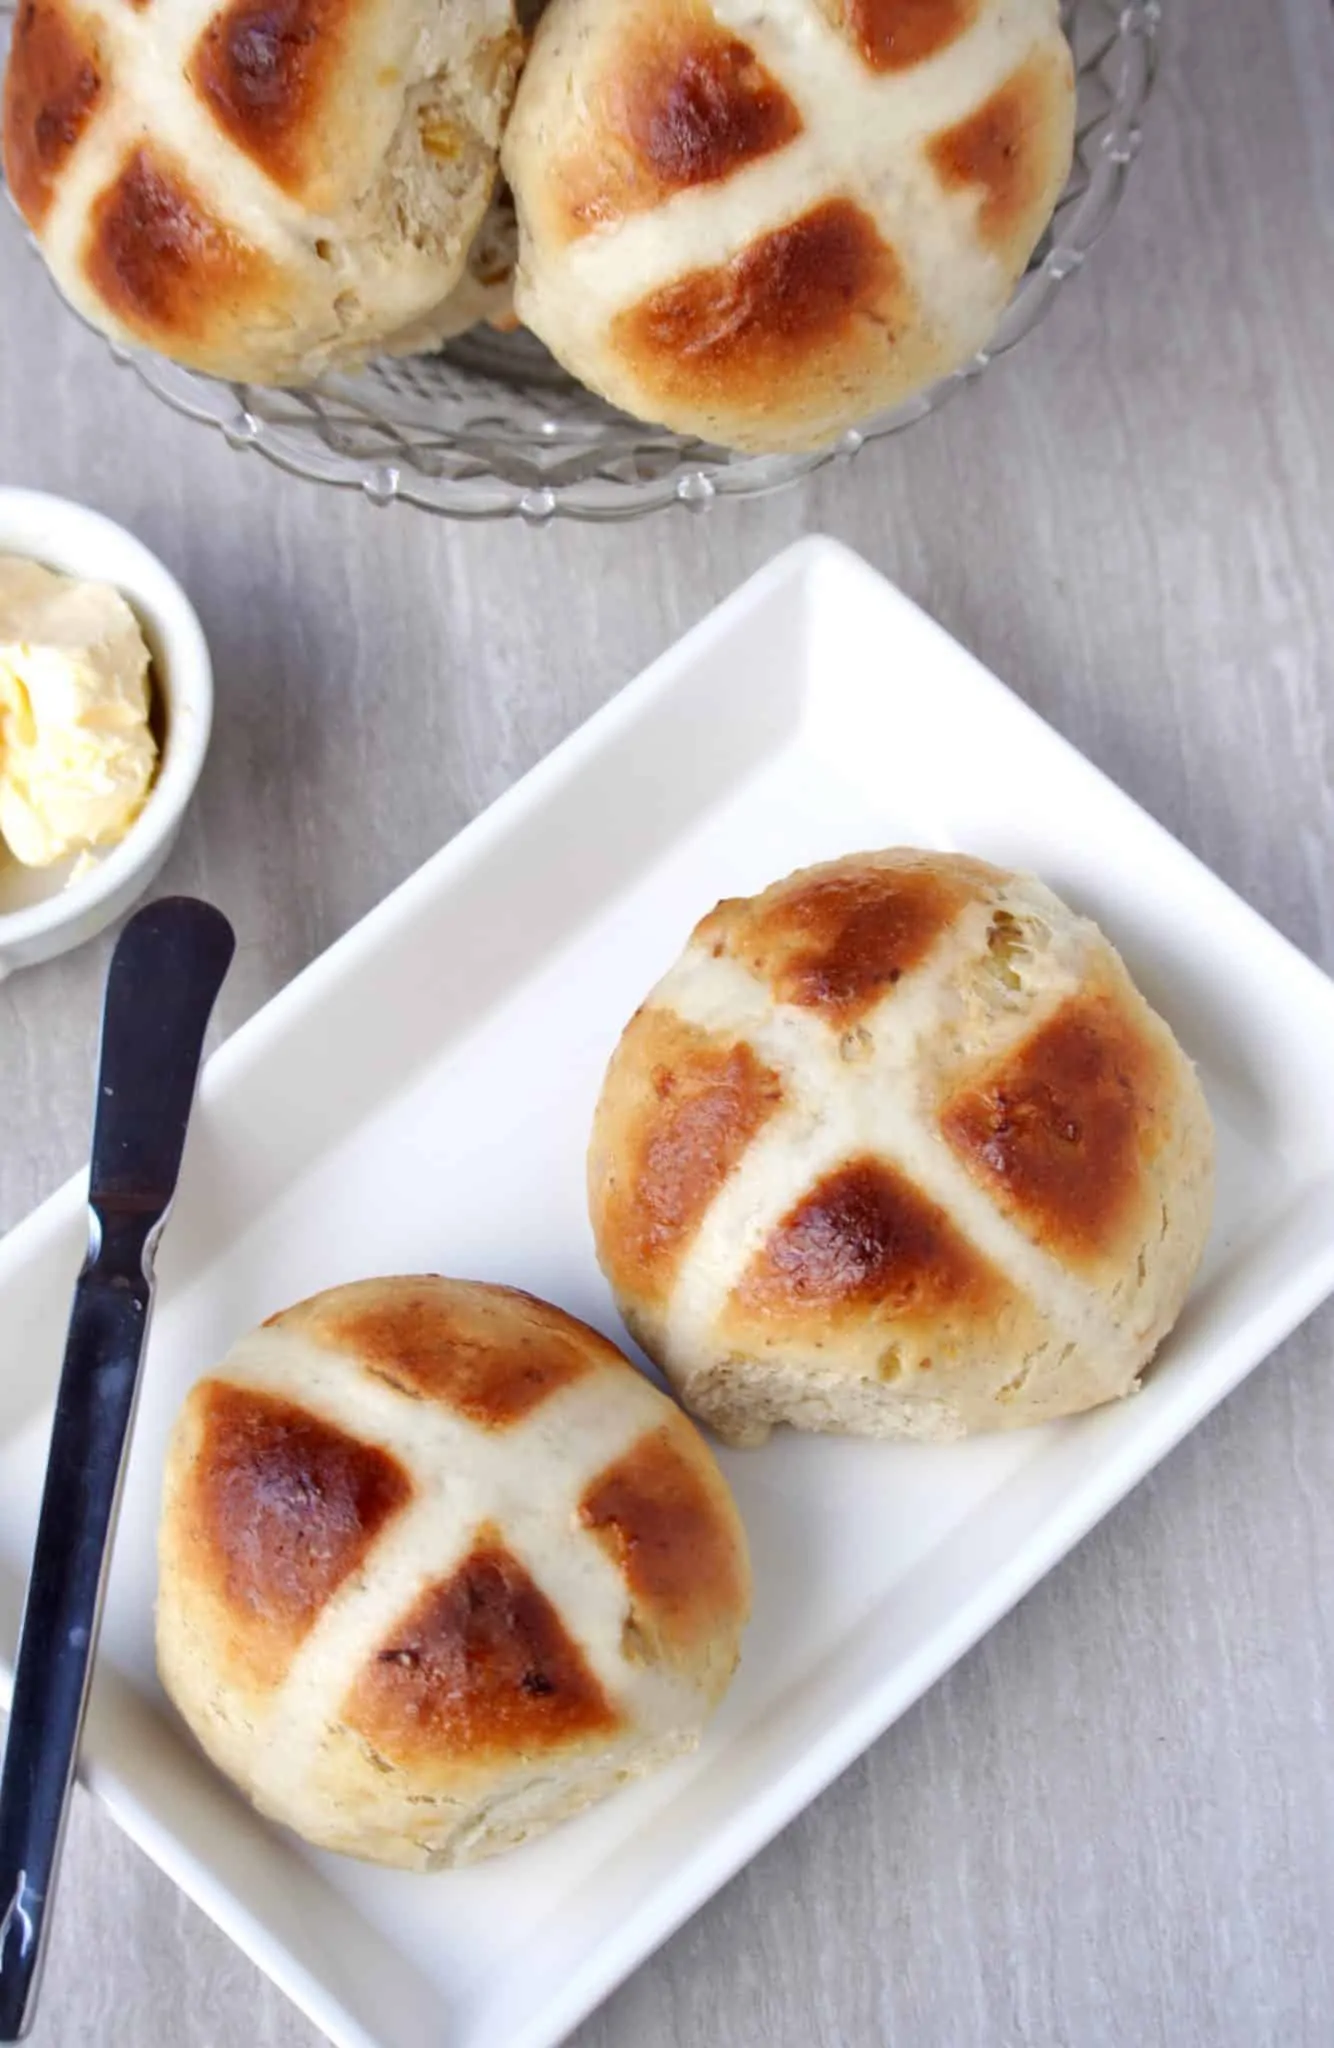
1, 0, 1160, 522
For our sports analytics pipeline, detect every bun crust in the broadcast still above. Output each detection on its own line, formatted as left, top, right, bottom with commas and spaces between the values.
589, 852, 1215, 1445
156, 1277, 750, 1867
2, 0, 521, 381
502, 0, 1074, 451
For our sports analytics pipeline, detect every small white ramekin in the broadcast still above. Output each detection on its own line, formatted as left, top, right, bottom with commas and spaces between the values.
0, 489, 213, 976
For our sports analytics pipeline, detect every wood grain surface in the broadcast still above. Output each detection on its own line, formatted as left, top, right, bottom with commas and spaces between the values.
2, 0, 1332, 2042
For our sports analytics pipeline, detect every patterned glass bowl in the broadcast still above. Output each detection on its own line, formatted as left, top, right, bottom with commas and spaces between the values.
1, 0, 1160, 522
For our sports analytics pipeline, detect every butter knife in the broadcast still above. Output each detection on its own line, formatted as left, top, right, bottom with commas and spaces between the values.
0, 896, 235, 2041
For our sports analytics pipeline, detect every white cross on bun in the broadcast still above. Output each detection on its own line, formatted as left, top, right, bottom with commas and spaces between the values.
589, 851, 1215, 1446
156, 1277, 750, 1868
502, 0, 1076, 451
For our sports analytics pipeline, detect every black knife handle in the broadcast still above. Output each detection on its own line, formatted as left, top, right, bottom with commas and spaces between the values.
0, 1276, 147, 2038
0, 898, 234, 2041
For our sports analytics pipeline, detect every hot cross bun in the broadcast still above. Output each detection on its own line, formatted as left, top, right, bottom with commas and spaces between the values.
2, 0, 522, 382
157, 1277, 750, 1867
589, 852, 1214, 1445
502, 0, 1075, 451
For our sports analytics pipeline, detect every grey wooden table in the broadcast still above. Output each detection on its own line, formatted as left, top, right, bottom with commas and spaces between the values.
1, 1, 1332, 2042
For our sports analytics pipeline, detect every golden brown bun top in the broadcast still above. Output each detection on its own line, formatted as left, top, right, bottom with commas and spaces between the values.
161, 1277, 751, 1766
189, 0, 369, 200
503, 0, 1075, 452
3, 0, 520, 382
820, 0, 982, 74
591, 851, 1203, 1334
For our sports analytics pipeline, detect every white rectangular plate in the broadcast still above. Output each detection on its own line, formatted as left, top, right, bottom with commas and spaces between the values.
3, 537, 1334, 2048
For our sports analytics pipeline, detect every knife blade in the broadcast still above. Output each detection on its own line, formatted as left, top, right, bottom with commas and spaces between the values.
0, 897, 235, 2041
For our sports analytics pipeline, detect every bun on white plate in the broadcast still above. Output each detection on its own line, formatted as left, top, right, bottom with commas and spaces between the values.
157, 1276, 750, 1868
589, 851, 1214, 1446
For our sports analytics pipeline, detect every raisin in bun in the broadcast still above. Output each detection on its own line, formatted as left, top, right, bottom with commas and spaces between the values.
2, 0, 522, 383
156, 1278, 750, 1868
502, 0, 1075, 453
589, 852, 1214, 1446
